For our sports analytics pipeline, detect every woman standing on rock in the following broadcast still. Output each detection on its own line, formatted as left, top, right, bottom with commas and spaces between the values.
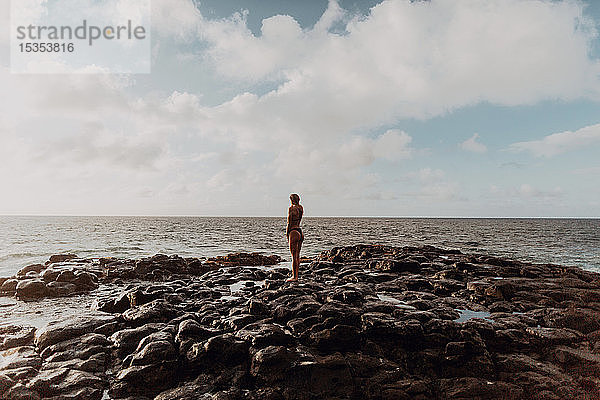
286, 193, 303, 282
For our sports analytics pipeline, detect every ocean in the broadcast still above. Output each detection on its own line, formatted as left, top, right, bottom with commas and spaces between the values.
1, 216, 599, 277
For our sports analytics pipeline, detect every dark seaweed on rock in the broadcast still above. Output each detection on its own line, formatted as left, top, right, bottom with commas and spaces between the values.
1, 245, 600, 399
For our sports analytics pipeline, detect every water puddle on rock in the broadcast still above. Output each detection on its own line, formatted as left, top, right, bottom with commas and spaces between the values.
219, 295, 242, 302
220, 262, 292, 273
454, 309, 494, 323
0, 283, 124, 329
229, 280, 266, 293
237, 261, 295, 272
245, 264, 279, 272
376, 294, 417, 310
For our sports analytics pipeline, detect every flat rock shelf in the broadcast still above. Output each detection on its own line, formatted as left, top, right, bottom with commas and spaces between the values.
1, 244, 600, 399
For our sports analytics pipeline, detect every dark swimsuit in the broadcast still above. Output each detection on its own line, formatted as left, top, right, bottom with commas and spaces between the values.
288, 226, 304, 241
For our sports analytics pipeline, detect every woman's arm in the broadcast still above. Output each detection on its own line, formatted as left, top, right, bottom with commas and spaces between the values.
286, 206, 293, 237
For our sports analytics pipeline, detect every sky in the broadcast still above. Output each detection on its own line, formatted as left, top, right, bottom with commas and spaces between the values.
1, 0, 600, 217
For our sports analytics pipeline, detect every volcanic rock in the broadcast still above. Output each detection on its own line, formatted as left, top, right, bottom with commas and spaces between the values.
1, 245, 599, 399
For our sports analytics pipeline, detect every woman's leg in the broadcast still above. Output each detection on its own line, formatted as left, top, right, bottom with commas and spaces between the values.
295, 238, 302, 278
287, 231, 300, 281
293, 246, 299, 279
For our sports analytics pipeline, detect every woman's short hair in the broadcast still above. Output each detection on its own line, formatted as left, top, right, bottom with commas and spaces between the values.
290, 193, 300, 204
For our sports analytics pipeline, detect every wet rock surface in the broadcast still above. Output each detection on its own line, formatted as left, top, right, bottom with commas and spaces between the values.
1, 256, 101, 300
0, 244, 599, 399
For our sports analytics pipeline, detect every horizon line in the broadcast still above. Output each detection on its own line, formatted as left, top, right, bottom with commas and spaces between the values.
0, 214, 598, 219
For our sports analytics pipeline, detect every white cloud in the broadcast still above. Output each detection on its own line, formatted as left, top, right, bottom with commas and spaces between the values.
372, 130, 413, 161
36, 126, 166, 171
9, 0, 46, 25
405, 168, 446, 182
164, 91, 203, 115
193, 1, 345, 82
152, 0, 600, 185
510, 123, 600, 157
400, 168, 459, 202
313, 0, 346, 34
0, 1, 11, 47
490, 184, 563, 199
206, 169, 235, 190
339, 130, 413, 166
266, 130, 412, 199
136, 0, 600, 153
500, 162, 526, 169
152, 0, 203, 39
191, 0, 600, 120
460, 133, 487, 153
405, 181, 461, 201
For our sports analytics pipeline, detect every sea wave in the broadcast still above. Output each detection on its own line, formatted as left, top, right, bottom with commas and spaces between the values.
0, 252, 43, 261
0, 216, 598, 277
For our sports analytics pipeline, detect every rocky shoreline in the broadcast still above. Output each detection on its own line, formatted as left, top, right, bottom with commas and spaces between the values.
1, 244, 600, 399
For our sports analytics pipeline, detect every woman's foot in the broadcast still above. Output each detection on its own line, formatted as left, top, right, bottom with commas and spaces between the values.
286, 276, 298, 282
